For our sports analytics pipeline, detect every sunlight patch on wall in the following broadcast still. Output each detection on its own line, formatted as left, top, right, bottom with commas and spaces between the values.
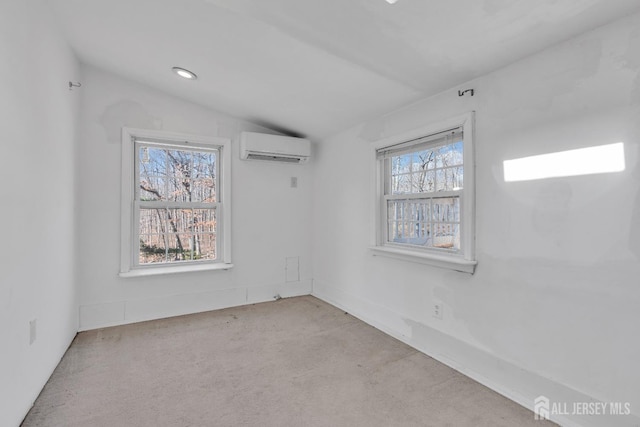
503, 143, 625, 182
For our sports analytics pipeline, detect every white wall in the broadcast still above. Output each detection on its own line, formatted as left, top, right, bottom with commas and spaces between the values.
312, 12, 640, 427
76, 65, 313, 330
0, 1, 80, 426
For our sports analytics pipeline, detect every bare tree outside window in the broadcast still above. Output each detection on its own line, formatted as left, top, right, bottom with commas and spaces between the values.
137, 144, 218, 264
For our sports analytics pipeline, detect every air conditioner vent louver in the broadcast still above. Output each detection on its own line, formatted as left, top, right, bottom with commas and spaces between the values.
240, 132, 311, 164
246, 153, 303, 163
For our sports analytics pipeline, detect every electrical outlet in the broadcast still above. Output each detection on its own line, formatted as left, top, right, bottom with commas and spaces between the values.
29, 319, 37, 345
290, 177, 298, 188
433, 301, 443, 320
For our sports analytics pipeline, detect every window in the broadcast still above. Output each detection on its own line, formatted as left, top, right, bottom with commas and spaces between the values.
372, 113, 476, 273
120, 128, 232, 277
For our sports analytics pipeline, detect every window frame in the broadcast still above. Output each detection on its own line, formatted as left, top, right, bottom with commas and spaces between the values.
119, 128, 232, 277
371, 112, 477, 274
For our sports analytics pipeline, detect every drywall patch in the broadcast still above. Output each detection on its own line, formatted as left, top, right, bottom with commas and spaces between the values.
99, 100, 162, 144
482, 36, 603, 133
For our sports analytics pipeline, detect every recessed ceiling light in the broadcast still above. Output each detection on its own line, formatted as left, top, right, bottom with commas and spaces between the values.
172, 67, 197, 80
386, 0, 398, 3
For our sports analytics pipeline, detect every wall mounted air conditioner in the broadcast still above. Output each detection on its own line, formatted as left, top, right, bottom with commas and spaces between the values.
240, 132, 311, 164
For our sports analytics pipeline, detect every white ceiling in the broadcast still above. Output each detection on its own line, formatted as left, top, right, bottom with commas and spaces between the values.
48, 0, 640, 140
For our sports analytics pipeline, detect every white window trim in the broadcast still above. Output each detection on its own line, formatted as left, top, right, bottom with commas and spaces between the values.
371, 112, 477, 274
119, 127, 232, 278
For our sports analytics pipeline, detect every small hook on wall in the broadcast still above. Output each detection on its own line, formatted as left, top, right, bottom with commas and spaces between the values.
69, 81, 82, 91
458, 89, 474, 97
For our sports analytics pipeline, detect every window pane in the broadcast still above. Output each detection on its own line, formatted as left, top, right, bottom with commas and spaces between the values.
450, 141, 463, 166
392, 154, 411, 174
158, 232, 217, 263
387, 196, 459, 249
168, 177, 191, 202
150, 149, 217, 203
392, 174, 411, 194
139, 147, 166, 175
436, 169, 447, 192
197, 234, 217, 261
139, 177, 166, 201
412, 171, 435, 192
164, 208, 216, 233
406, 221, 416, 239
412, 150, 435, 171
138, 205, 218, 265
433, 224, 460, 250
410, 172, 422, 193
139, 234, 167, 264
161, 209, 217, 262
436, 141, 464, 168
387, 203, 398, 221
390, 140, 461, 196
192, 209, 216, 233
138, 147, 168, 201
139, 208, 168, 235
388, 220, 432, 246
191, 178, 216, 203
139, 208, 168, 264
167, 150, 192, 202
438, 167, 464, 191
387, 200, 432, 246
420, 223, 432, 247
409, 203, 418, 221
432, 198, 460, 222
391, 157, 402, 175
192, 151, 216, 179
400, 221, 410, 238
422, 201, 431, 222
388, 201, 402, 222
448, 167, 463, 190
168, 150, 191, 177
436, 146, 445, 169
165, 208, 190, 234
388, 200, 431, 223
167, 233, 192, 262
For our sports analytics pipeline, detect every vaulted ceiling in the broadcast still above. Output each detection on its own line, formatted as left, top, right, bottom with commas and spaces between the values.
48, 0, 640, 140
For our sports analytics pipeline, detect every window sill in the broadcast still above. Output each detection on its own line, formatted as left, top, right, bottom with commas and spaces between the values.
119, 263, 234, 278
370, 246, 476, 274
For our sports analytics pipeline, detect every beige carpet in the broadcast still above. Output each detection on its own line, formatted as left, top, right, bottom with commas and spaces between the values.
22, 296, 555, 426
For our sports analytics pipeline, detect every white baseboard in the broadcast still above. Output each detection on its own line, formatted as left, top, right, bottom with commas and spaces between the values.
312, 279, 639, 427
79, 279, 312, 331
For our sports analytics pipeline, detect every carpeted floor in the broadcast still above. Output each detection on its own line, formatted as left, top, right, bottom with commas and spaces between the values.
22, 296, 555, 426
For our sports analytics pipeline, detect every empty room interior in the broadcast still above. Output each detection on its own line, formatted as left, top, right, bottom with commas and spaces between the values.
2, 0, 640, 426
